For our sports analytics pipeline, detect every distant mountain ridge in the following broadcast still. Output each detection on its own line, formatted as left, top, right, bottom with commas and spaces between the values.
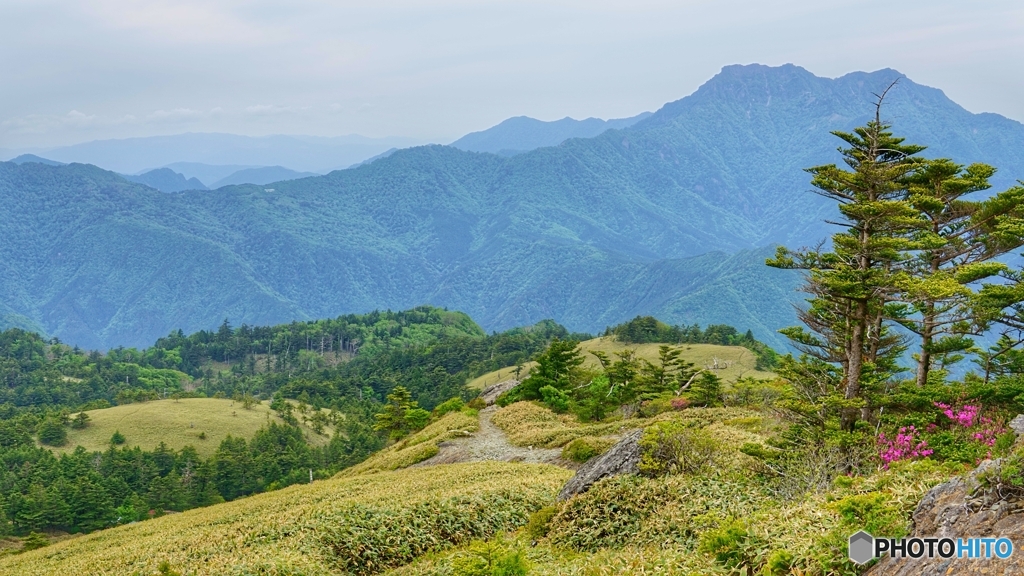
450, 113, 652, 155
22, 133, 423, 174
8, 154, 64, 166
161, 163, 260, 187
211, 166, 319, 188
2, 64, 1023, 350
123, 168, 207, 193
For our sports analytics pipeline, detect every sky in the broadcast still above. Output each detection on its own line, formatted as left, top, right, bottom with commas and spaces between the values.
2, 0, 1022, 149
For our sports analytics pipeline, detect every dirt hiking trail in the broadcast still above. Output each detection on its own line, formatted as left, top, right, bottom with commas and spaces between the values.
414, 405, 572, 468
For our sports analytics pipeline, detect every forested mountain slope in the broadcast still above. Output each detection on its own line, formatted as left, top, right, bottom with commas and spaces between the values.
2, 64, 1023, 350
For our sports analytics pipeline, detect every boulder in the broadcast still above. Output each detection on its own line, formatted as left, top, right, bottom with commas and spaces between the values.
558, 429, 643, 501
480, 379, 519, 406
1009, 414, 1024, 436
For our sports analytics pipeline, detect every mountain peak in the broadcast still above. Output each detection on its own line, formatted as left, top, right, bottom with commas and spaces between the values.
7, 154, 65, 166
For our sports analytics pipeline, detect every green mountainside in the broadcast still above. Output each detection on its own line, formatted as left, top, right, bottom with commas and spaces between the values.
3, 64, 1024, 350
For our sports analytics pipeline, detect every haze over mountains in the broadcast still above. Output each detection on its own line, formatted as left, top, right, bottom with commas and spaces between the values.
6, 133, 422, 175
3, 63, 1024, 351
3, 114, 656, 191
450, 113, 652, 155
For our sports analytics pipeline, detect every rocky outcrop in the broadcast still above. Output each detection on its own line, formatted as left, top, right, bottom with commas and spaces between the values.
557, 429, 643, 501
1009, 414, 1024, 436
866, 444, 1024, 574
480, 379, 519, 406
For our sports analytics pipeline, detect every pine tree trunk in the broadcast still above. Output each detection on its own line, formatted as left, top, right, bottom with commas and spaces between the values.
844, 298, 867, 430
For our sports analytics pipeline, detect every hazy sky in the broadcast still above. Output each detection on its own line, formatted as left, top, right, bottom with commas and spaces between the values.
2, 0, 1022, 149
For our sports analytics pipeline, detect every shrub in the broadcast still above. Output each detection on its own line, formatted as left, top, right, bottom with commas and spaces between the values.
562, 436, 615, 463
689, 372, 723, 407
451, 539, 530, 576
20, 531, 48, 552
831, 492, 908, 538
764, 550, 794, 575
725, 377, 783, 408
405, 408, 432, 431
671, 397, 690, 411
110, 430, 126, 445
70, 412, 90, 430
37, 418, 68, 446
466, 397, 486, 410
697, 520, 763, 572
539, 385, 570, 414
638, 421, 718, 477
976, 448, 1024, 501
877, 426, 932, 469
433, 397, 466, 420
525, 505, 557, 540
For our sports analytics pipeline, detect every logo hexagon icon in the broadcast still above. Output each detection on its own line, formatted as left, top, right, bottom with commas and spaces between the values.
849, 531, 875, 565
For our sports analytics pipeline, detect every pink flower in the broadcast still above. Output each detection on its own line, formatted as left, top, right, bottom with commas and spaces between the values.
933, 402, 980, 428
878, 425, 933, 470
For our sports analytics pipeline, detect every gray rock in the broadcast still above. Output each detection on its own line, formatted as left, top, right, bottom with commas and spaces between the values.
865, 456, 1024, 575
1009, 414, 1024, 436
557, 429, 643, 501
480, 379, 520, 406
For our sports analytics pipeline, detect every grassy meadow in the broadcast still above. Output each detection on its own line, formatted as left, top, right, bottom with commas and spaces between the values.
50, 398, 335, 457
468, 337, 774, 391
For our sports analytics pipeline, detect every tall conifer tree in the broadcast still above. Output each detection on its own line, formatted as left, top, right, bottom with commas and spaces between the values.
769, 86, 925, 429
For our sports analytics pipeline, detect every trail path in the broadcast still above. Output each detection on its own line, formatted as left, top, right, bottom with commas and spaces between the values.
414, 405, 570, 468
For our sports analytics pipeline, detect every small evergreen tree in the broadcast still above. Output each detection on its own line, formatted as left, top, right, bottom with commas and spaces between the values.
20, 531, 48, 552
37, 418, 68, 446
690, 372, 722, 407
70, 412, 90, 430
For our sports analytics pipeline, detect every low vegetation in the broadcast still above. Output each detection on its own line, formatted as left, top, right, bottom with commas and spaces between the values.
0, 462, 570, 575
341, 411, 480, 475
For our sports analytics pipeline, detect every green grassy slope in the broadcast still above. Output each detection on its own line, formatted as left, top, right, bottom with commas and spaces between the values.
50, 398, 334, 458
469, 336, 774, 390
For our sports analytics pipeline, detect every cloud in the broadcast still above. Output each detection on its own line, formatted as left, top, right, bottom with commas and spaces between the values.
1, 0, 1022, 148
1, 107, 223, 136
147, 108, 204, 121
244, 104, 301, 116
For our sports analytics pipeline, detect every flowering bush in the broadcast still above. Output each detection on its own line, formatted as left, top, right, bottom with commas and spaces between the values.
671, 397, 690, 411
934, 402, 979, 427
877, 426, 933, 469
925, 402, 1008, 463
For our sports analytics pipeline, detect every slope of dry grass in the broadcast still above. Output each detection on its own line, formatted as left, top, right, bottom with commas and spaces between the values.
51, 398, 334, 457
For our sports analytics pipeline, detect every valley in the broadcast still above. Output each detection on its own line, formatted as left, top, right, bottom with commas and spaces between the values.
5, 65, 1024, 351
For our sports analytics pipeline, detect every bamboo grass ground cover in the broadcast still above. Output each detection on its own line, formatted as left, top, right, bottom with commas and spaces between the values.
0, 462, 570, 576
